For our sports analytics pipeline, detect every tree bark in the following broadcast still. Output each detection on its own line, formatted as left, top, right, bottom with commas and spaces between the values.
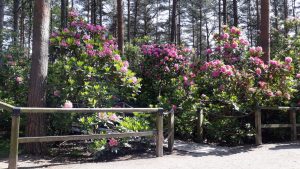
13, 0, 20, 45
0, 0, 4, 51
222, 0, 227, 25
91, 0, 97, 24
256, 0, 260, 45
283, 0, 288, 37
133, 0, 139, 40
233, 0, 238, 26
99, 0, 103, 25
27, 0, 33, 57
127, 0, 130, 42
170, 0, 177, 43
260, 0, 270, 63
25, 0, 50, 155
273, 0, 278, 30
177, 0, 180, 45
117, 0, 124, 55
61, 0, 68, 28
218, 0, 221, 33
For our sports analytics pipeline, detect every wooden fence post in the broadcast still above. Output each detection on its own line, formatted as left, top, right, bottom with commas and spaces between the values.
196, 108, 204, 142
168, 109, 174, 152
8, 108, 21, 169
156, 110, 163, 157
290, 109, 297, 141
255, 108, 262, 145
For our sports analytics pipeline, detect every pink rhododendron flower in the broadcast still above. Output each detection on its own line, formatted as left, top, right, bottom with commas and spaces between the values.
60, 40, 68, 47
183, 76, 188, 81
82, 35, 90, 40
270, 60, 279, 66
258, 81, 267, 89
120, 66, 128, 73
255, 68, 262, 76
174, 64, 179, 71
108, 138, 118, 147
109, 114, 119, 121
131, 77, 138, 84
222, 33, 229, 39
114, 54, 121, 61
63, 101, 73, 108
75, 40, 81, 46
256, 46, 262, 53
285, 57, 293, 64
212, 70, 220, 77
86, 44, 93, 50
249, 47, 256, 55
296, 74, 300, 78
231, 42, 238, 48
206, 48, 213, 54
16, 77, 23, 84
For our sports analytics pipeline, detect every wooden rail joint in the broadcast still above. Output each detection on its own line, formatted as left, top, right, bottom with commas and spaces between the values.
12, 107, 21, 117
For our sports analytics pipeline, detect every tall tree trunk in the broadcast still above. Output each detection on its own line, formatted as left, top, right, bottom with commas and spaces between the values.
117, 0, 124, 55
205, 17, 209, 62
256, 0, 260, 45
0, 0, 4, 52
20, 0, 26, 48
133, 0, 139, 40
87, 0, 90, 23
260, 0, 270, 63
61, 0, 67, 28
27, 0, 33, 57
233, 0, 238, 26
177, 0, 180, 45
273, 0, 279, 30
199, 0, 203, 58
26, 0, 50, 155
13, 0, 20, 45
91, 0, 97, 24
218, 0, 221, 33
127, 0, 130, 42
99, 0, 103, 25
292, 0, 297, 35
222, 0, 227, 25
170, 0, 177, 43
283, 0, 288, 37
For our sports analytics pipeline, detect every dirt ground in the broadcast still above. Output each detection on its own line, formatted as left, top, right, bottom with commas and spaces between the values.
0, 141, 299, 169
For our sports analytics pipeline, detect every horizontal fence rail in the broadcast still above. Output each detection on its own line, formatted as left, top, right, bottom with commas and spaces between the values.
255, 107, 299, 145
0, 101, 174, 169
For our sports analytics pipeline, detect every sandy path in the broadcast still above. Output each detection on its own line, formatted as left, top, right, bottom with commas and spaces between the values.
1, 141, 299, 169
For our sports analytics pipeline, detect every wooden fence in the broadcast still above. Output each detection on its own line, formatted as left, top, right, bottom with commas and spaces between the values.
0, 101, 174, 169
195, 106, 299, 145
255, 107, 299, 145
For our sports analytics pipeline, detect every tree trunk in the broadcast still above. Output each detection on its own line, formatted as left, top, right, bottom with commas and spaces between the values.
260, 0, 270, 63
199, 0, 202, 57
26, 0, 50, 155
233, 0, 238, 26
117, 0, 124, 55
61, 0, 67, 28
91, 0, 97, 24
256, 0, 260, 45
13, 0, 20, 45
292, 0, 297, 35
0, 0, 4, 51
273, 0, 278, 30
170, 0, 177, 43
133, 0, 139, 40
218, 0, 221, 33
99, 0, 103, 25
222, 0, 227, 25
283, 0, 288, 37
205, 17, 209, 62
127, 0, 130, 42
177, 0, 180, 45
27, 0, 33, 57
20, 0, 25, 48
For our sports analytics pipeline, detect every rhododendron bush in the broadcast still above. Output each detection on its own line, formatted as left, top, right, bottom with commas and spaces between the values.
193, 26, 296, 113
137, 44, 193, 108
49, 10, 141, 108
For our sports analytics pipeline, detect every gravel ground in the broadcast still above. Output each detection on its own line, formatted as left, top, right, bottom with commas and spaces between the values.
1, 141, 299, 169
